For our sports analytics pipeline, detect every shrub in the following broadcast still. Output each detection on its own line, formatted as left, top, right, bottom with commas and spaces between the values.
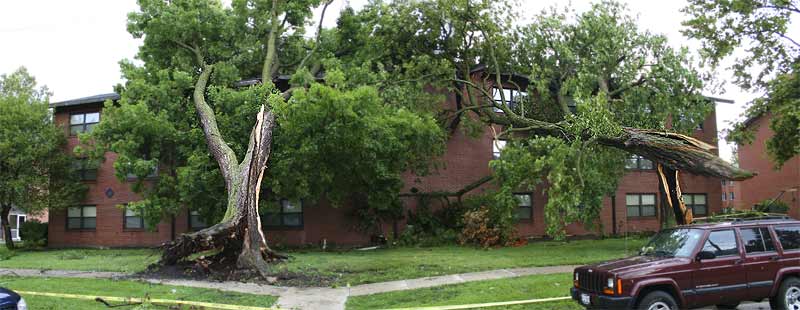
458, 206, 510, 248
0, 247, 15, 261
19, 220, 48, 248
396, 197, 460, 247
754, 199, 789, 214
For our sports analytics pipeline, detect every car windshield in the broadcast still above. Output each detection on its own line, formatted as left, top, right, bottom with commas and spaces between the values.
640, 228, 703, 258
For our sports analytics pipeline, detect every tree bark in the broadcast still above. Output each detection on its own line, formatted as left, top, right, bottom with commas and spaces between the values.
160, 59, 283, 277
1, 204, 14, 250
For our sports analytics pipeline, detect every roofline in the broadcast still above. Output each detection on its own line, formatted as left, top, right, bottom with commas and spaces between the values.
50, 93, 120, 109
704, 96, 735, 104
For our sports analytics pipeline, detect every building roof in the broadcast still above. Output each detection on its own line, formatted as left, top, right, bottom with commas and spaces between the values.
50, 93, 120, 109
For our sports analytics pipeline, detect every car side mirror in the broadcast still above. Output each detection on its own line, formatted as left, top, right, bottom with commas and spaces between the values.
696, 251, 716, 261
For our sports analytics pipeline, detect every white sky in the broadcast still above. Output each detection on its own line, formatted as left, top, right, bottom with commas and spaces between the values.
2, 0, 784, 163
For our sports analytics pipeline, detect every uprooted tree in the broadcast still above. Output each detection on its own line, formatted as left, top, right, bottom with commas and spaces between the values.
83, 0, 754, 276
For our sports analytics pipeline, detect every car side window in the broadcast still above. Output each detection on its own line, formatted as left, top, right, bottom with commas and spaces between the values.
740, 227, 776, 254
774, 225, 800, 251
701, 229, 739, 257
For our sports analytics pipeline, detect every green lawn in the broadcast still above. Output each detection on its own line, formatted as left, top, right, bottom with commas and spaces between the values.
281, 237, 647, 285
0, 247, 159, 272
346, 272, 581, 310
0, 236, 647, 286
0, 276, 277, 309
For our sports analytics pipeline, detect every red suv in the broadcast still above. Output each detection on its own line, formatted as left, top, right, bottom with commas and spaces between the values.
571, 217, 800, 309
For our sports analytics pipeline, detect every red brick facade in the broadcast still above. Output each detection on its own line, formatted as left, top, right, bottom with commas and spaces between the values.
737, 113, 800, 217
49, 92, 724, 247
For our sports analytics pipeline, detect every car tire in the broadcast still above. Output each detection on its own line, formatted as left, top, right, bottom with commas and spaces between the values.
637, 291, 678, 310
771, 276, 800, 310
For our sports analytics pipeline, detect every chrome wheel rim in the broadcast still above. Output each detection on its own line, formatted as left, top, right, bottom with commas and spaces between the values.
787, 286, 800, 310
647, 301, 671, 310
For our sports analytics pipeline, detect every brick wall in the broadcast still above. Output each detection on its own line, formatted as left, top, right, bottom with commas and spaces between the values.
49, 92, 725, 247
738, 114, 800, 217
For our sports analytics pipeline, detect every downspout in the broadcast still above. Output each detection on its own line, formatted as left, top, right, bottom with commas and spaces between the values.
170, 215, 176, 241
611, 195, 617, 236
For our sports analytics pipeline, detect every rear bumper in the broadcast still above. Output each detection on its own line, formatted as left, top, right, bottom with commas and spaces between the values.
571, 287, 634, 309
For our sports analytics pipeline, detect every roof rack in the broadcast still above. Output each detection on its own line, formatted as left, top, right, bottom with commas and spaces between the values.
691, 212, 792, 224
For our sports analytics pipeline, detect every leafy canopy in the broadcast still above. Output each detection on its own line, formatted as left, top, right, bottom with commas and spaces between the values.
0, 67, 85, 214
683, 0, 800, 167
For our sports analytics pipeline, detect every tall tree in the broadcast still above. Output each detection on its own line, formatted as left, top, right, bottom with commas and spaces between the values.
683, 0, 800, 167
0, 67, 85, 249
89, 0, 750, 274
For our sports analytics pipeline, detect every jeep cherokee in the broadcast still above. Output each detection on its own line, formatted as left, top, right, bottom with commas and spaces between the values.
571, 217, 800, 309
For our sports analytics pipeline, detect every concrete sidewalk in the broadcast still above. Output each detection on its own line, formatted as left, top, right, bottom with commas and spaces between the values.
0, 265, 580, 310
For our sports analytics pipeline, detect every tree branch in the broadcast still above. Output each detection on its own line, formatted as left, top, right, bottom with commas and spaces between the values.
262, 0, 280, 80
298, 0, 333, 70
193, 64, 239, 193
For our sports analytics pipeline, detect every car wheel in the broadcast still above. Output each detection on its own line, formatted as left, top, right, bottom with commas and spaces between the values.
715, 303, 739, 310
773, 277, 800, 310
637, 291, 678, 310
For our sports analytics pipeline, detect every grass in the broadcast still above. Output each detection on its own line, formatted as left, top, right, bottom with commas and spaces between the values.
346, 272, 581, 310
0, 247, 158, 273
0, 276, 277, 309
0, 236, 647, 286
280, 236, 647, 285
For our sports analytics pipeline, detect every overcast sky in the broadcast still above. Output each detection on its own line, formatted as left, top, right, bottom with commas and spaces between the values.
1, 0, 780, 163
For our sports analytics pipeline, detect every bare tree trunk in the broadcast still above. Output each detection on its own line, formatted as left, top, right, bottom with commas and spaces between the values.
1, 204, 14, 250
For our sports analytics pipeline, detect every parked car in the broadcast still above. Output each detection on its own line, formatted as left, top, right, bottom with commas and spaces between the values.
571, 217, 800, 309
0, 287, 26, 310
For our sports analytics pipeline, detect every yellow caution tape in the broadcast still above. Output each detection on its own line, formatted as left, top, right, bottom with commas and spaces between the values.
15, 290, 279, 310
382, 296, 572, 310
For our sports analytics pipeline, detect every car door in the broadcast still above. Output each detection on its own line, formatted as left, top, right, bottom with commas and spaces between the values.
740, 226, 781, 300
691, 229, 747, 307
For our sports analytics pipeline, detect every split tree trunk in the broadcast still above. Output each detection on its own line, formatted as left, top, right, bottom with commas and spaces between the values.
160, 62, 282, 277
0, 204, 14, 250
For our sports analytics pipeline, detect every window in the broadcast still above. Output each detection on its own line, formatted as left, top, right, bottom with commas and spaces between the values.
775, 226, 800, 251
72, 159, 97, 181
492, 87, 527, 112
493, 140, 507, 159
514, 193, 532, 220
189, 210, 207, 230
123, 208, 144, 229
729, 192, 735, 200
625, 155, 653, 170
722, 192, 727, 201
264, 199, 303, 228
626, 194, 656, 217
701, 229, 739, 257
684, 194, 707, 216
69, 112, 100, 135
67, 206, 96, 230
741, 227, 776, 254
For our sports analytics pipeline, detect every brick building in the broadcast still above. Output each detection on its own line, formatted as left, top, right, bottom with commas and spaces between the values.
49, 81, 725, 247
737, 113, 800, 217
721, 179, 743, 211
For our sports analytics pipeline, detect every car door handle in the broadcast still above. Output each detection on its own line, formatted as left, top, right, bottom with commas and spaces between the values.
735, 259, 744, 264
770, 256, 781, 261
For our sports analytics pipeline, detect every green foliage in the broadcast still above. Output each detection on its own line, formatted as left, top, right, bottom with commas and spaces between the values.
19, 220, 48, 248
683, 0, 800, 166
754, 199, 790, 214
397, 197, 461, 247
0, 248, 15, 261
0, 67, 85, 226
